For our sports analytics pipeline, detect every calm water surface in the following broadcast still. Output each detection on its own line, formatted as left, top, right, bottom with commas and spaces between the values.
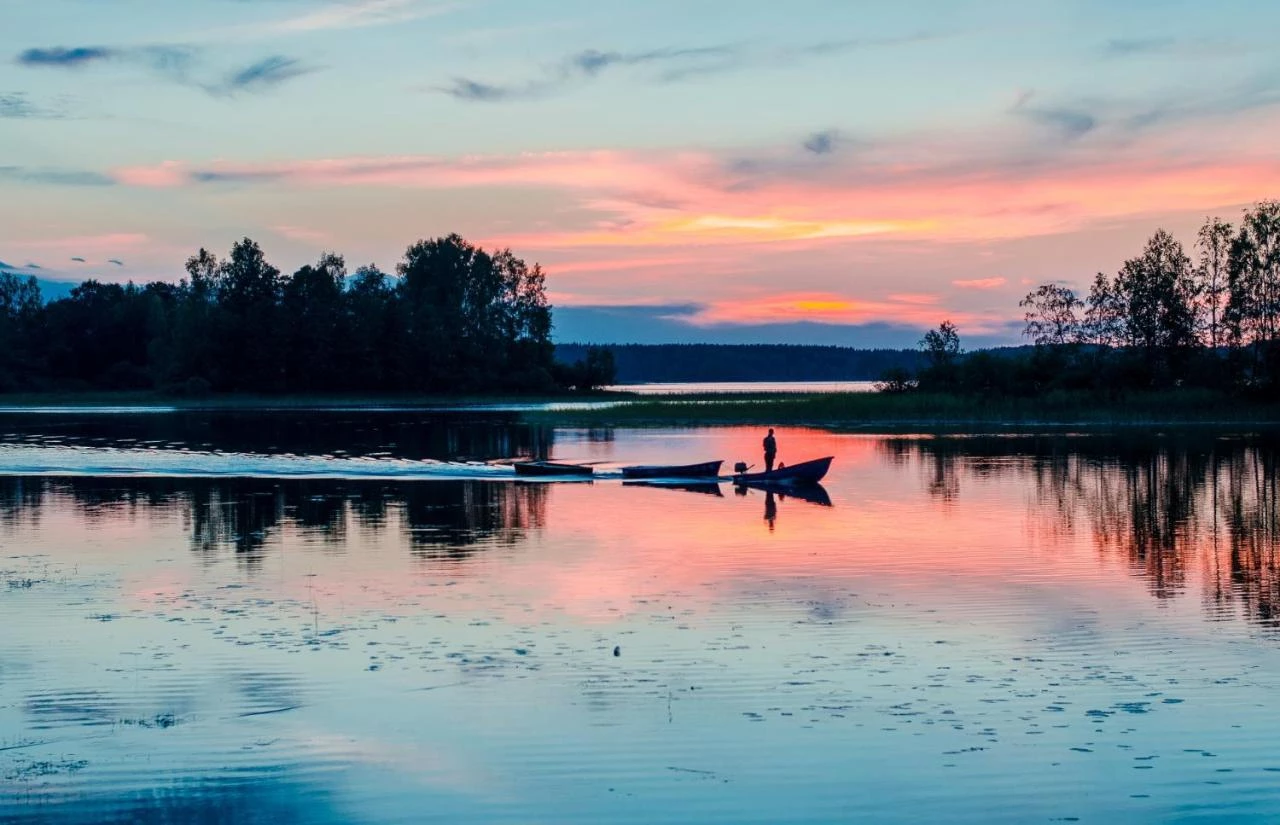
2, 411, 1280, 823
607, 381, 878, 394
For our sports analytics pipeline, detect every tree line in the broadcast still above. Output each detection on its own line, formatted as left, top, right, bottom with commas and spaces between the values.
0, 234, 616, 395
899, 200, 1280, 397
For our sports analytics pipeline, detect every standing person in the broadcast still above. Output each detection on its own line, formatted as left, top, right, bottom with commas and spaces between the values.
763, 428, 777, 472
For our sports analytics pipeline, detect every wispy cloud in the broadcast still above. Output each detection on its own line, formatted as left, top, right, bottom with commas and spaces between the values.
1010, 91, 1097, 140
802, 130, 841, 155
0, 92, 60, 119
17, 46, 114, 67
14, 234, 150, 259
272, 224, 330, 243
217, 55, 314, 94
260, 0, 459, 33
17, 44, 197, 81
1099, 36, 1243, 60
14, 42, 312, 97
0, 166, 114, 186
440, 33, 939, 102
1101, 37, 1178, 57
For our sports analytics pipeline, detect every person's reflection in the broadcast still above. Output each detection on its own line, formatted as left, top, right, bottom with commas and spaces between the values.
764, 490, 777, 531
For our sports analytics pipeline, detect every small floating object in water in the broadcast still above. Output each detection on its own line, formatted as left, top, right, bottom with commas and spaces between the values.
513, 461, 594, 477
619, 460, 723, 479
613, 646, 621, 657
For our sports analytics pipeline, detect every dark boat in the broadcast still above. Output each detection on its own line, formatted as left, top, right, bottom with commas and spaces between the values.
619, 460, 723, 479
732, 456, 833, 486
513, 461, 594, 477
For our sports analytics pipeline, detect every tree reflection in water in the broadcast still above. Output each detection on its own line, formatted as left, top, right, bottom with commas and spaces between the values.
881, 433, 1280, 629
0, 477, 549, 568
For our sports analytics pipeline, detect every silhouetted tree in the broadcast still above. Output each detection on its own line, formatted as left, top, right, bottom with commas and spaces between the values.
1226, 201, 1280, 387
281, 252, 346, 391
212, 238, 282, 391
0, 273, 41, 390
396, 234, 553, 392
917, 320, 961, 390
553, 345, 616, 390
1197, 217, 1233, 351
1079, 229, 1200, 385
344, 264, 396, 391
1020, 283, 1082, 346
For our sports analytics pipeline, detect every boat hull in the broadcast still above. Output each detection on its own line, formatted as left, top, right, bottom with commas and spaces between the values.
620, 460, 723, 479
732, 456, 832, 486
513, 461, 594, 477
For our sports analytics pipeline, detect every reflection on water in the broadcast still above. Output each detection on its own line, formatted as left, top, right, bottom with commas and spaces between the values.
0, 409, 557, 461
0, 477, 550, 564
883, 434, 1280, 629
6, 417, 1280, 823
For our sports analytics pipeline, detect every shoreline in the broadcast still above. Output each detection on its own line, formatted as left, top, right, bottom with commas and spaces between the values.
0, 388, 1275, 429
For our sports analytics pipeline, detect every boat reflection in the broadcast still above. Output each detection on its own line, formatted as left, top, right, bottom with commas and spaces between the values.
621, 480, 724, 497
733, 481, 832, 531
734, 481, 832, 508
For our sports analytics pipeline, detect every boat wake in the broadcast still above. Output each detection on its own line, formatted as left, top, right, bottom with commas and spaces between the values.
0, 444, 520, 481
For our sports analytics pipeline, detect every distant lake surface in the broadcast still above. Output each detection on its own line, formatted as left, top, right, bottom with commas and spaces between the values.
3, 410, 1280, 823
610, 380, 879, 394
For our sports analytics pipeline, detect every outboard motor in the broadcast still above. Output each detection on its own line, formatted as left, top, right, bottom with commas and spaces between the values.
734, 461, 749, 474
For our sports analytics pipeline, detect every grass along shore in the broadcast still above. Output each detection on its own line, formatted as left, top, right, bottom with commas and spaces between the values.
0, 389, 630, 410
528, 389, 1280, 428
0, 388, 1275, 428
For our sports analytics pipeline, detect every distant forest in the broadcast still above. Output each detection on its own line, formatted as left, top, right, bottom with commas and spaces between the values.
555, 343, 926, 383
0, 234, 615, 395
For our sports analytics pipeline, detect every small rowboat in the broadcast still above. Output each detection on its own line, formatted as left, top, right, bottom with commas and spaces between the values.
513, 461, 594, 477
732, 456, 833, 486
619, 460, 723, 480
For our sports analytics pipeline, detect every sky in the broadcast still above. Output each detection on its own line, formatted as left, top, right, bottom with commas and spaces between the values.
3, 0, 1280, 346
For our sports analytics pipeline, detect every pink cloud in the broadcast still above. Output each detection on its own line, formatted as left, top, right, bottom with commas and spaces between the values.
114, 161, 187, 188
272, 224, 330, 243
110, 140, 1280, 257
886, 292, 941, 305
93, 112, 1280, 333
952, 277, 1007, 290
16, 232, 148, 249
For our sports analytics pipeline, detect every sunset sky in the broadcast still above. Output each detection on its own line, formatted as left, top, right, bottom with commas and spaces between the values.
3, 0, 1279, 345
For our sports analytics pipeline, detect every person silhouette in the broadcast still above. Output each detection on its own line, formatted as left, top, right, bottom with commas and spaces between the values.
763, 428, 777, 473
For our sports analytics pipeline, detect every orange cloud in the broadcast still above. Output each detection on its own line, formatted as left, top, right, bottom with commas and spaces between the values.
686, 291, 995, 329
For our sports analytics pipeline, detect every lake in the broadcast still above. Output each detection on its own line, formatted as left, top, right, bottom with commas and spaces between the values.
2, 410, 1280, 823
